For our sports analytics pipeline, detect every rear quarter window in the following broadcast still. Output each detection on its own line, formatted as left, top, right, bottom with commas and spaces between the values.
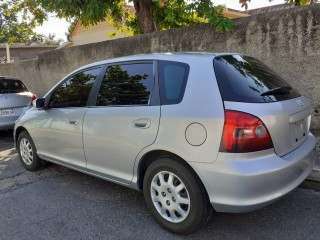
158, 61, 189, 105
213, 55, 301, 103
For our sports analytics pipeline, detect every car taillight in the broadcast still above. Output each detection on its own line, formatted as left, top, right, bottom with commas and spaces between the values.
30, 93, 37, 106
219, 110, 273, 153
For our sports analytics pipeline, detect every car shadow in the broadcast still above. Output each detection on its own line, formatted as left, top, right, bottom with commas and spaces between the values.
0, 130, 14, 152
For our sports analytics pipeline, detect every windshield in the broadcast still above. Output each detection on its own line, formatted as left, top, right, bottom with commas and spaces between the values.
213, 55, 301, 103
0, 79, 29, 93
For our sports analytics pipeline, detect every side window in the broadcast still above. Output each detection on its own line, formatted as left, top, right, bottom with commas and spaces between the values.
49, 67, 102, 108
158, 61, 189, 105
96, 63, 154, 106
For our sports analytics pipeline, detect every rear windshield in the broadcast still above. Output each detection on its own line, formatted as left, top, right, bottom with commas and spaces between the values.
213, 55, 301, 103
0, 79, 28, 93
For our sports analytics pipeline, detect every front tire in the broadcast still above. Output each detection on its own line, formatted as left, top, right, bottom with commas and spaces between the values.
143, 157, 212, 234
17, 131, 45, 171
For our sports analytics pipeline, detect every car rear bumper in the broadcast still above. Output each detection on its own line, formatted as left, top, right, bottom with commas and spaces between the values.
0, 116, 19, 130
0, 107, 28, 130
190, 133, 316, 213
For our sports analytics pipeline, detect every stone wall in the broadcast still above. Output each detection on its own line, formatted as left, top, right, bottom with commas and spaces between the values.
0, 4, 320, 132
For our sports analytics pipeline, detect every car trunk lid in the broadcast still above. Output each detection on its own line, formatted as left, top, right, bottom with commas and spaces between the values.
0, 92, 32, 109
0, 78, 32, 109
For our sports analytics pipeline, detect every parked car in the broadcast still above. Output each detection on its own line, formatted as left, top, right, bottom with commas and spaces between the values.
14, 53, 316, 234
0, 76, 36, 130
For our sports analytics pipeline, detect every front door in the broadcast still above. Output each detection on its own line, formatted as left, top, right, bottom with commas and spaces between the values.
32, 67, 103, 168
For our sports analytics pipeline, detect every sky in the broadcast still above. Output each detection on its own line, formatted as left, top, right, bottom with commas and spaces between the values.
34, 0, 285, 42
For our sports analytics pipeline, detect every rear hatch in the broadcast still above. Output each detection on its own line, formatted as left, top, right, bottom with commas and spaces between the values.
213, 54, 312, 156
0, 79, 32, 109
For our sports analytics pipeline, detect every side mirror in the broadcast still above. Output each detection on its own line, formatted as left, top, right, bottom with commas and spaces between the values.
34, 98, 46, 109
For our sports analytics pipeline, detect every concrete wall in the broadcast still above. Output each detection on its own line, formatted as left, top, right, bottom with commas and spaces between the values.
0, 46, 58, 61
0, 4, 320, 132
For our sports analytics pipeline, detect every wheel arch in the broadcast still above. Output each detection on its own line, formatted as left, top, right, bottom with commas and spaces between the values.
15, 126, 29, 145
137, 150, 207, 194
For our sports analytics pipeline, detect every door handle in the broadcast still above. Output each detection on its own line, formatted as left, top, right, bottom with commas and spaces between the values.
134, 122, 147, 128
132, 118, 151, 129
68, 120, 79, 125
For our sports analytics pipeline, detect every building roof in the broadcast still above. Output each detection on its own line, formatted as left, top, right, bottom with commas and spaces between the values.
224, 8, 249, 18
246, 3, 294, 15
70, 5, 136, 39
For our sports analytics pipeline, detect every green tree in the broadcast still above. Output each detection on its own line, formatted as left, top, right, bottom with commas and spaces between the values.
280, 0, 318, 5
0, 0, 63, 44
0, 0, 38, 43
31, 33, 63, 45
241, 0, 318, 10
127, 0, 232, 35
65, 18, 78, 42
17, 0, 233, 35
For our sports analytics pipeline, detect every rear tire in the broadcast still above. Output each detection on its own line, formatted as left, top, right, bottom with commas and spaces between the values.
143, 156, 212, 234
17, 131, 45, 171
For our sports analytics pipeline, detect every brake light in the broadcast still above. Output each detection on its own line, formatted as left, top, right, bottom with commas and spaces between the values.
219, 110, 273, 153
30, 93, 37, 106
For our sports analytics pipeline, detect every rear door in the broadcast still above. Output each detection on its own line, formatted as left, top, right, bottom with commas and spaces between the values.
83, 61, 160, 183
31, 67, 103, 168
213, 54, 312, 156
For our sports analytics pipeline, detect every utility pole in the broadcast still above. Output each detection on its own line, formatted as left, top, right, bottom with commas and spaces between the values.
6, 43, 10, 63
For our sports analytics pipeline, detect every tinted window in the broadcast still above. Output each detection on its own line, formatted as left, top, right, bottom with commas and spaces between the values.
158, 61, 189, 105
96, 63, 154, 106
49, 67, 102, 108
0, 79, 28, 93
214, 55, 301, 103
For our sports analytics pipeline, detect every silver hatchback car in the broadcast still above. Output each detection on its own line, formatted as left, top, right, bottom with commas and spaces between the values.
0, 76, 36, 130
14, 53, 316, 234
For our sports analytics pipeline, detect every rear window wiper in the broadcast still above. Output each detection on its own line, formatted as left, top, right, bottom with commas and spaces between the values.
260, 86, 292, 96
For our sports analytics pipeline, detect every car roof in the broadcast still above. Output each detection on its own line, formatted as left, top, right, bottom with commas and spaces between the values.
75, 52, 239, 72
0, 76, 21, 81
44, 52, 244, 97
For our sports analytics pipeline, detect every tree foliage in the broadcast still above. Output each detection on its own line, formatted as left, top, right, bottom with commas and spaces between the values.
31, 33, 63, 45
15, 0, 233, 36
65, 18, 78, 42
282, 0, 318, 5
0, 0, 37, 43
241, 0, 318, 10
0, 0, 61, 44
2, 0, 318, 43
126, 0, 233, 35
